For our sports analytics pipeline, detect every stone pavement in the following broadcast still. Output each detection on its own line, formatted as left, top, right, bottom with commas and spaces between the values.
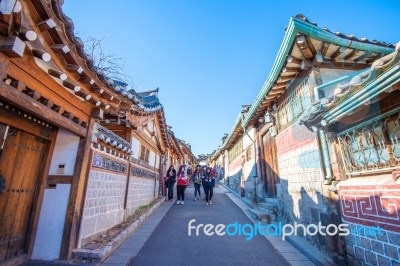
101, 201, 174, 265
101, 184, 315, 266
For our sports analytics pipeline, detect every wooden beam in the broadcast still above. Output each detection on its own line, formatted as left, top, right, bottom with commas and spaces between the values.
75, 90, 91, 101
0, 36, 26, 57
78, 76, 95, 85
39, 98, 53, 108
62, 111, 74, 120
92, 107, 104, 119
343, 49, 357, 60
25, 88, 41, 100
47, 175, 73, 185
316, 59, 370, 70
321, 42, 330, 57
51, 44, 70, 54
52, 105, 64, 115
286, 55, 302, 65
19, 30, 37, 42
31, 49, 51, 62
63, 80, 81, 92
354, 51, 371, 63
48, 68, 67, 80
60, 118, 95, 259
282, 67, 300, 73
65, 64, 83, 74
272, 84, 286, 90
278, 74, 296, 82
37, 18, 56, 32
0, 83, 86, 136
10, 79, 26, 92
329, 46, 341, 60
12, 1, 22, 27
296, 35, 315, 60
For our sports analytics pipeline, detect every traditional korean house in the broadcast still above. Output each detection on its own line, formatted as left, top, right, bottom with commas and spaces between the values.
299, 42, 400, 265
213, 14, 396, 263
176, 138, 195, 166
167, 129, 184, 167
0, 0, 193, 264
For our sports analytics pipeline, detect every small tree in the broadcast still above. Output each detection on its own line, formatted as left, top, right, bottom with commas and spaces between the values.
83, 36, 136, 89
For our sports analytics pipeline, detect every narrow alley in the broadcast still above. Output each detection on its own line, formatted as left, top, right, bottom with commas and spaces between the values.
103, 185, 310, 266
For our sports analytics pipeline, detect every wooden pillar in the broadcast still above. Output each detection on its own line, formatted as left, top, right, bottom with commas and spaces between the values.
60, 118, 96, 259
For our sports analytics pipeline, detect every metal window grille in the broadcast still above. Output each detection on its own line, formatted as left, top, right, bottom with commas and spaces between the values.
337, 108, 400, 175
276, 79, 312, 130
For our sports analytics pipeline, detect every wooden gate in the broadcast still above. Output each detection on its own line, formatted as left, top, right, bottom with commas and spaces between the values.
262, 130, 279, 198
0, 123, 48, 263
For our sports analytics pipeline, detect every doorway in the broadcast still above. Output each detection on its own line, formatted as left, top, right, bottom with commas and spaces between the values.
0, 123, 48, 263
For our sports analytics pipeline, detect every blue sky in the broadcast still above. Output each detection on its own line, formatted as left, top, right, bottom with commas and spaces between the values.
63, 0, 399, 156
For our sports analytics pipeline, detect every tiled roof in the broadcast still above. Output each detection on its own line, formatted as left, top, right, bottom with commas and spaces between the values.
294, 14, 395, 49
299, 41, 400, 129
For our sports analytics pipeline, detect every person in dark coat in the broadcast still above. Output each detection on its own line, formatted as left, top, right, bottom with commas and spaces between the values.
203, 167, 215, 206
166, 165, 176, 201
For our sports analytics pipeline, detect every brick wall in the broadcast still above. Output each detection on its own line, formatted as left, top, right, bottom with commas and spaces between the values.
345, 223, 400, 266
339, 184, 400, 265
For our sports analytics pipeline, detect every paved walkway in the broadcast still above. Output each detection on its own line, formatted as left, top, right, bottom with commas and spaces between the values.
102, 184, 314, 266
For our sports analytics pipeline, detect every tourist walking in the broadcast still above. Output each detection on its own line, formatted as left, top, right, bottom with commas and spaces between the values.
176, 165, 189, 205
166, 165, 176, 201
203, 167, 214, 206
192, 165, 202, 200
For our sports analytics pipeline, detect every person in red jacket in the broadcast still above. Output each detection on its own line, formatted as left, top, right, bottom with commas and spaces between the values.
176, 165, 189, 205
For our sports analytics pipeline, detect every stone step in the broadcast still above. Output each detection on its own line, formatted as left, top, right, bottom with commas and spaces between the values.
248, 208, 276, 223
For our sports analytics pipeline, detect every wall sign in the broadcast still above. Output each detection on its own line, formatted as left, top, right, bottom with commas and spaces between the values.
92, 154, 126, 174
131, 167, 157, 179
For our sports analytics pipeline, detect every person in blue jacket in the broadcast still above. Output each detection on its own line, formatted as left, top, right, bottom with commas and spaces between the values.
203, 167, 214, 206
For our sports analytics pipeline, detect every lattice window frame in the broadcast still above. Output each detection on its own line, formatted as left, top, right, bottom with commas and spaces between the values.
338, 108, 400, 175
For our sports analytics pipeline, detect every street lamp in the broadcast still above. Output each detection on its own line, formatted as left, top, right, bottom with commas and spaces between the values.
264, 110, 274, 124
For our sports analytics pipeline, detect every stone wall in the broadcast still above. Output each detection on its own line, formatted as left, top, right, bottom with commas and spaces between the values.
345, 223, 400, 266
126, 174, 157, 217
80, 161, 127, 246
275, 123, 324, 221
339, 184, 400, 265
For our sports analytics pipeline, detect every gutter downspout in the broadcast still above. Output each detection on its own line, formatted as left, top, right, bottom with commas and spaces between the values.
314, 83, 334, 184
318, 129, 333, 184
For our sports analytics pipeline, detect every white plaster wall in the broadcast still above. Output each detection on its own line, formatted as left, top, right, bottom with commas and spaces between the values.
242, 128, 255, 148
147, 120, 154, 132
32, 129, 79, 260
143, 128, 152, 138
155, 154, 160, 169
131, 137, 140, 159
149, 151, 156, 167
49, 129, 80, 175
32, 185, 71, 260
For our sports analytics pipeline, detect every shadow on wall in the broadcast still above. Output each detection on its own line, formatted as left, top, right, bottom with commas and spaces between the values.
279, 178, 346, 264
225, 168, 242, 194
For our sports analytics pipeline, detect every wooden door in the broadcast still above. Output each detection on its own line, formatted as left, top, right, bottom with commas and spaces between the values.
262, 130, 279, 198
0, 123, 48, 263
